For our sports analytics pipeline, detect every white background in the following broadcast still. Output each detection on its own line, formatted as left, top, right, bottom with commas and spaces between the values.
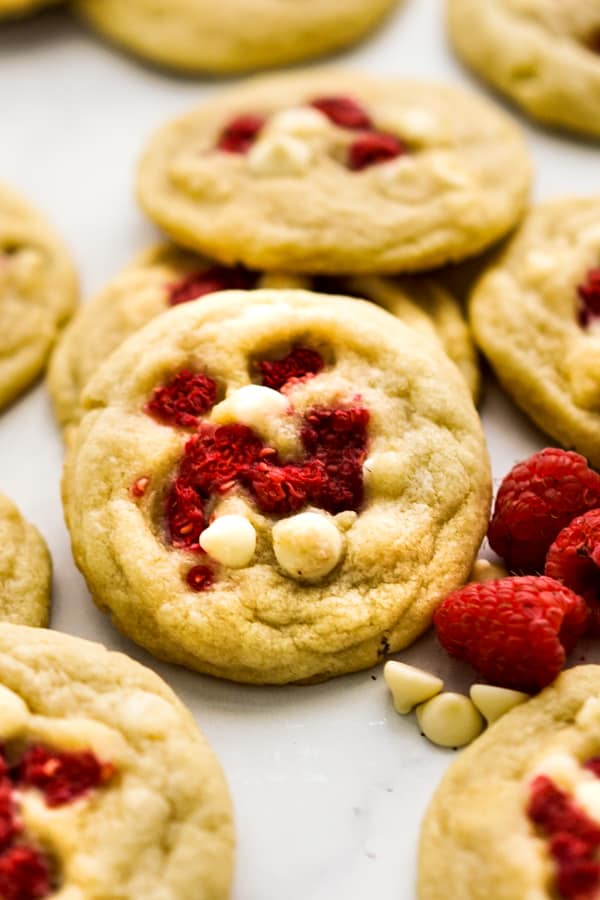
1, 1, 600, 897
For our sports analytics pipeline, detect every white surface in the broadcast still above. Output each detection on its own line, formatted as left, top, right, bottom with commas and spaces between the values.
1, 2, 600, 898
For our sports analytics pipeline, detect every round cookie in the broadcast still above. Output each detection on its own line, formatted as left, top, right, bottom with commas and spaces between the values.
469, 197, 600, 467
0, 493, 51, 627
63, 289, 491, 684
47, 246, 479, 437
0, 623, 234, 899
447, 0, 600, 139
0, 182, 77, 412
72, 0, 399, 74
419, 665, 600, 900
137, 69, 532, 275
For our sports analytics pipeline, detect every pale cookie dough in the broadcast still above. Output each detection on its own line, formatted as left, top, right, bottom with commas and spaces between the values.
48, 246, 480, 439
63, 289, 491, 684
72, 0, 398, 74
418, 665, 600, 900
0, 624, 234, 899
470, 197, 600, 467
447, 0, 600, 138
137, 69, 532, 274
0, 182, 77, 411
0, 493, 51, 627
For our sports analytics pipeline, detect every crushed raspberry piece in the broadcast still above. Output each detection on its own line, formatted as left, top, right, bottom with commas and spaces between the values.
0, 845, 51, 900
186, 566, 214, 592
545, 509, 600, 635
585, 758, 600, 779
0, 779, 18, 851
15, 745, 115, 808
577, 268, 600, 328
488, 449, 600, 574
131, 476, 150, 498
258, 347, 324, 392
216, 115, 265, 154
347, 132, 406, 171
527, 775, 600, 900
144, 369, 217, 429
310, 96, 372, 130
433, 576, 588, 692
168, 266, 259, 306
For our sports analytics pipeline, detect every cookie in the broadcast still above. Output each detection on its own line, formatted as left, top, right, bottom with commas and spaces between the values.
0, 182, 77, 412
419, 665, 600, 900
72, 0, 398, 74
48, 247, 479, 437
137, 70, 532, 275
447, 0, 600, 139
0, 493, 51, 627
469, 197, 600, 467
63, 289, 491, 684
0, 623, 234, 899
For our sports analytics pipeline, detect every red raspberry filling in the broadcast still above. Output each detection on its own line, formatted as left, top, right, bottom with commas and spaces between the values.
577, 269, 600, 328
168, 266, 259, 306
186, 566, 214, 592
310, 96, 373, 130
347, 132, 406, 171
145, 369, 218, 429
545, 509, 600, 635
258, 347, 324, 391
14, 745, 115, 808
0, 846, 51, 900
217, 115, 265, 154
527, 774, 600, 900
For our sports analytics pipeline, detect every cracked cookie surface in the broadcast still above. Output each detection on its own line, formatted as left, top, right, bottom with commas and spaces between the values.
0, 493, 50, 627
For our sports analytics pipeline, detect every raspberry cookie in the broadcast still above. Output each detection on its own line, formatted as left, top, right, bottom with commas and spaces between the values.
470, 197, 600, 467
447, 0, 600, 139
0, 183, 77, 412
73, 0, 398, 74
0, 624, 233, 899
0, 493, 50, 627
419, 665, 600, 900
137, 70, 532, 275
63, 289, 491, 684
48, 247, 479, 437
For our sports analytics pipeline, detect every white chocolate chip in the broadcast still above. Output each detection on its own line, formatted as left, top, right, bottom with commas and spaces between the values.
531, 752, 581, 791
576, 697, 600, 729
363, 451, 408, 495
266, 107, 330, 139
273, 512, 343, 580
470, 684, 529, 724
416, 693, 484, 748
247, 134, 312, 176
200, 515, 257, 569
376, 108, 437, 142
469, 559, 509, 584
384, 661, 443, 715
574, 780, 600, 823
0, 684, 28, 738
431, 155, 472, 189
524, 250, 556, 281
211, 385, 289, 435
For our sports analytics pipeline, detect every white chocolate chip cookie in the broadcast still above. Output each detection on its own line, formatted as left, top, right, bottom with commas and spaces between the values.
137, 70, 532, 274
0, 493, 51, 627
63, 289, 491, 684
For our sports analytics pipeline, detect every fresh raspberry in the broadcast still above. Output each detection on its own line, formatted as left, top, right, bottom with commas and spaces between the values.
144, 369, 217, 429
433, 576, 588, 692
577, 268, 600, 328
258, 347, 324, 392
168, 266, 258, 306
310, 96, 372, 130
0, 845, 51, 900
488, 449, 600, 574
545, 509, 600, 635
347, 132, 406, 171
15, 745, 115, 808
216, 115, 265, 154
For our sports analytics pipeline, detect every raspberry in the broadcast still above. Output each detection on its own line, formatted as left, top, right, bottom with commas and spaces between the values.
577, 268, 600, 328
488, 449, 600, 574
310, 96, 372, 130
0, 845, 51, 900
545, 509, 600, 635
144, 369, 217, 429
15, 745, 115, 808
258, 347, 324, 392
186, 566, 214, 592
168, 266, 258, 306
0, 778, 17, 851
347, 132, 406, 171
433, 576, 588, 692
216, 114, 265, 154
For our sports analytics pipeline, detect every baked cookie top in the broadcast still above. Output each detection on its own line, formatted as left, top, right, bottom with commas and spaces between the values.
47, 246, 479, 436
0, 493, 50, 627
419, 665, 600, 900
0, 624, 233, 899
0, 182, 77, 412
63, 289, 491, 685
470, 197, 600, 467
72, 0, 398, 74
137, 70, 532, 275
447, 0, 600, 138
